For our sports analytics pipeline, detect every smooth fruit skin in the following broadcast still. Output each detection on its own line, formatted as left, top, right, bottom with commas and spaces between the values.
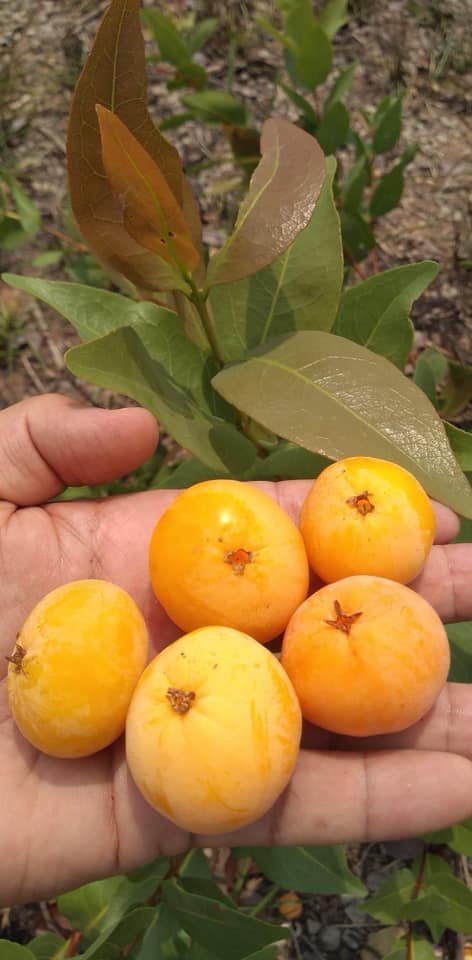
149, 479, 309, 644
126, 626, 302, 834
281, 576, 450, 737
7, 579, 148, 758
300, 457, 435, 584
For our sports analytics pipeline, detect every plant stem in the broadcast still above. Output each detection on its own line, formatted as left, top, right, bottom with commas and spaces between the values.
187, 277, 224, 366
406, 845, 428, 960
248, 883, 281, 917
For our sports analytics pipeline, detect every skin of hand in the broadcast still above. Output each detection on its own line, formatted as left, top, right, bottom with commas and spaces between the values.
0, 394, 472, 908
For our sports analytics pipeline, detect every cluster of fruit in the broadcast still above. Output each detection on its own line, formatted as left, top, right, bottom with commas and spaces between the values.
6, 457, 450, 835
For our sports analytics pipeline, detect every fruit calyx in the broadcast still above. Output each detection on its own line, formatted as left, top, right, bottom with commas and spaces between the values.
5, 638, 26, 674
325, 600, 362, 635
224, 548, 253, 575
166, 687, 196, 714
346, 490, 374, 515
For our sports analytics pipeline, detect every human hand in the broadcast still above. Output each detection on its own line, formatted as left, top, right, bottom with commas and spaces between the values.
1, 394, 471, 906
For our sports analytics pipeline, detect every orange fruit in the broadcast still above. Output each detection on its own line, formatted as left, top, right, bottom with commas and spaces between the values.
281, 575, 450, 737
126, 625, 302, 834
149, 479, 309, 643
7, 579, 148, 758
300, 456, 435, 584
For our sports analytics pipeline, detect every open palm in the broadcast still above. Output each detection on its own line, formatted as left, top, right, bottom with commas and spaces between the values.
1, 395, 472, 908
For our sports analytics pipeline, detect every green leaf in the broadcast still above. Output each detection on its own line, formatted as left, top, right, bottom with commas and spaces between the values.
429, 870, 472, 933
447, 622, 472, 683
57, 875, 124, 932
340, 209, 375, 261
413, 346, 449, 407
27, 934, 68, 960
1, 275, 188, 341
212, 329, 472, 518
279, 82, 319, 130
209, 158, 342, 361
372, 95, 402, 154
187, 18, 218, 54
252, 441, 330, 481
439, 358, 472, 417
369, 162, 406, 217
9, 181, 41, 235
142, 9, 191, 68
151, 458, 224, 489
324, 62, 357, 109
133, 903, 182, 960
206, 118, 325, 287
162, 879, 288, 960
334, 262, 437, 368
0, 217, 31, 251
359, 869, 417, 922
181, 91, 248, 126
342, 154, 370, 213
444, 423, 472, 471
178, 849, 213, 880
0, 946, 35, 960
316, 102, 349, 154
384, 934, 437, 960
319, 0, 349, 37
30, 250, 64, 269
282, 1, 332, 89
234, 845, 366, 895
66, 325, 256, 475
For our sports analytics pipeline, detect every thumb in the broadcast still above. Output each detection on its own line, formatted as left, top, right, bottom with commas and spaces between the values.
0, 394, 159, 506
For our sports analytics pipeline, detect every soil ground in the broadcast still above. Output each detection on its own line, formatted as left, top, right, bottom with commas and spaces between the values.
0, 1, 471, 957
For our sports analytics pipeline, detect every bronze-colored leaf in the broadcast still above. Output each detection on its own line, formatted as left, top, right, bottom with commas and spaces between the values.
206, 117, 325, 287
96, 105, 200, 272
66, 0, 201, 291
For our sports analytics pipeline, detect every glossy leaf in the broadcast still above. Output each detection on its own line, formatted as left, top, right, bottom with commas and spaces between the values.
426, 869, 472, 934
132, 903, 181, 960
340, 209, 375, 261
141, 9, 190, 68
178, 850, 213, 881
207, 118, 325, 287
372, 95, 402, 154
162, 878, 288, 959
359, 869, 417, 922
66, 0, 199, 291
209, 158, 342, 360
413, 345, 449, 407
315, 102, 349, 154
319, 0, 349, 37
96, 106, 199, 272
66, 326, 256, 475
212, 330, 472, 517
447, 622, 472, 683
57, 876, 123, 932
181, 91, 248, 126
235, 845, 365, 895
334, 261, 438, 368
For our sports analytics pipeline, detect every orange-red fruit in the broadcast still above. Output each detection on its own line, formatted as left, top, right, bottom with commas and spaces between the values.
149, 479, 309, 643
300, 456, 436, 584
7, 579, 148, 758
126, 625, 302, 834
281, 576, 450, 737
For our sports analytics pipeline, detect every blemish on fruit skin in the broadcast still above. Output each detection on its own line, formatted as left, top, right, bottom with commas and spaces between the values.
224, 548, 253, 576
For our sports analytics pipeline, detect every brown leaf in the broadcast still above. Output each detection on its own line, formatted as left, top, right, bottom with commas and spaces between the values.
66, 0, 201, 291
96, 105, 200, 272
206, 117, 325, 287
